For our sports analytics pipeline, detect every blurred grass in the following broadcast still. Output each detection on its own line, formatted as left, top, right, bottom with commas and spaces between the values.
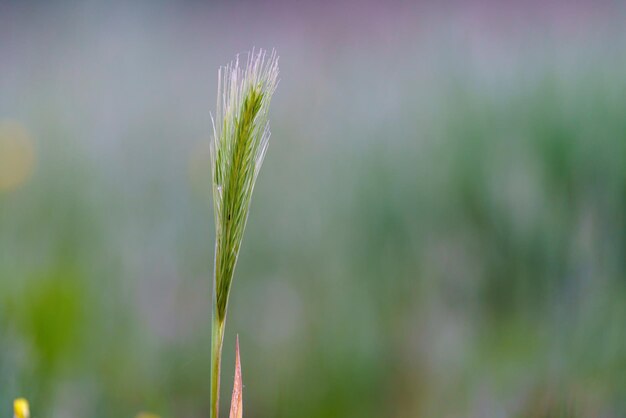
1, 2, 626, 417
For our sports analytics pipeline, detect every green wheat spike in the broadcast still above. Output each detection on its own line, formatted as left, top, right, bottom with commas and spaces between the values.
209, 48, 279, 418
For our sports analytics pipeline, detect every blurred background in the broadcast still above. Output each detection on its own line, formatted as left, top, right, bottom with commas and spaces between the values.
1, 1, 625, 417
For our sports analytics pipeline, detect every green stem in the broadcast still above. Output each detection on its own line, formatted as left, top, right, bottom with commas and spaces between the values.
210, 305, 226, 418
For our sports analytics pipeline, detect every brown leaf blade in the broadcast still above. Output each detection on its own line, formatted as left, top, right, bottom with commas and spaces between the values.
229, 335, 243, 418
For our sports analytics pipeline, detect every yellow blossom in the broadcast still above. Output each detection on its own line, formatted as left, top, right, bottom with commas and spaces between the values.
135, 413, 160, 418
13, 398, 29, 418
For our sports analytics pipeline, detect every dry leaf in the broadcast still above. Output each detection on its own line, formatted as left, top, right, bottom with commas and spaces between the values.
229, 335, 243, 418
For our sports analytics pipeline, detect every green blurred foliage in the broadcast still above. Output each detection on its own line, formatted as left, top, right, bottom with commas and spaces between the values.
1, 2, 626, 417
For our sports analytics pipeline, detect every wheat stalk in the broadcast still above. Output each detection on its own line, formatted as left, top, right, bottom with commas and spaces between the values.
209, 48, 279, 418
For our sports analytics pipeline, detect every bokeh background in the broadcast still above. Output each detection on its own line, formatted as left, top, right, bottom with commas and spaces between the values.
1, 1, 625, 417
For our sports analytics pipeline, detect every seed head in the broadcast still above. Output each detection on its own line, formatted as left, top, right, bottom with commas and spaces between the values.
210, 49, 279, 321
